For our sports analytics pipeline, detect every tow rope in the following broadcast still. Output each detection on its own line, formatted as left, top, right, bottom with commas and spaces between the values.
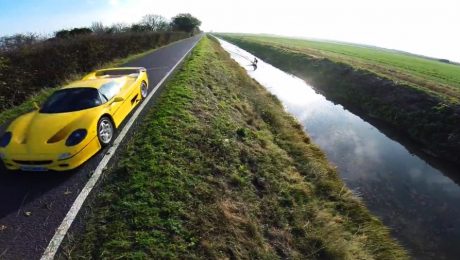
228, 50, 258, 71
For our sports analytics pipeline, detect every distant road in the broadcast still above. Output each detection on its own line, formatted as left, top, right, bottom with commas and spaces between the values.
0, 34, 202, 260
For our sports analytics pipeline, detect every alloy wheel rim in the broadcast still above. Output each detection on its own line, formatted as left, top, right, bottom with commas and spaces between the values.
99, 119, 113, 144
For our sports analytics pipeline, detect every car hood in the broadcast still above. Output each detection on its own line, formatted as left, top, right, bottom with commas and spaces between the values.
5, 109, 95, 154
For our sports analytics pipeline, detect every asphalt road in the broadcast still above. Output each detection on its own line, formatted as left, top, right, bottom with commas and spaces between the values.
0, 34, 202, 259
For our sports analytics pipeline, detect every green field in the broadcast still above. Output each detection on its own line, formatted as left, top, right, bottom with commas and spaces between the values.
222, 34, 460, 101
62, 37, 407, 259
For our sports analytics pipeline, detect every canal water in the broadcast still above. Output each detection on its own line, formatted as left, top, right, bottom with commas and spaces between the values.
218, 38, 460, 259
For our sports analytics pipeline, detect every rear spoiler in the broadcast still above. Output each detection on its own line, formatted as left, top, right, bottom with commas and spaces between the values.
82, 67, 146, 80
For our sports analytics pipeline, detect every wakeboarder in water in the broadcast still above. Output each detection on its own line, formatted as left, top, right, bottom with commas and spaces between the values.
251, 57, 258, 71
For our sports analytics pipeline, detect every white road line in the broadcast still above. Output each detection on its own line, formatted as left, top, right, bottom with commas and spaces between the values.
41, 36, 201, 260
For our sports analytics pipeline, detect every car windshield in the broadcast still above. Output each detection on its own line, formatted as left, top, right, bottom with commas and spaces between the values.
99, 81, 123, 101
40, 88, 102, 113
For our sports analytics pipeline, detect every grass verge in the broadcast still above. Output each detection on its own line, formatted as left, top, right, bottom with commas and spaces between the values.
63, 36, 407, 259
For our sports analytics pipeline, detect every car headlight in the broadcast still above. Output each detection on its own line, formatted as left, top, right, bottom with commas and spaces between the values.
65, 129, 87, 146
0, 132, 12, 148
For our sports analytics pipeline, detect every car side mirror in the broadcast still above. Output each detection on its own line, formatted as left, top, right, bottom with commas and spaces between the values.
113, 97, 124, 103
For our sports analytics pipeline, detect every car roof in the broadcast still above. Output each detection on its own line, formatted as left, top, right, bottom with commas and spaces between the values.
62, 77, 129, 90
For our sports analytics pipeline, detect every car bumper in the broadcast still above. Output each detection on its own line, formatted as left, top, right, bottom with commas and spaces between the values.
0, 137, 101, 172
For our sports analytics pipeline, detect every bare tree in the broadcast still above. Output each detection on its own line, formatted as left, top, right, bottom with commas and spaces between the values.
109, 23, 130, 33
91, 22, 106, 34
141, 14, 170, 32
0, 33, 41, 51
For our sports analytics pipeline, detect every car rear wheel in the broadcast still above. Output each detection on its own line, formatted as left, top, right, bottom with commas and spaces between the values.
98, 117, 114, 147
140, 81, 148, 99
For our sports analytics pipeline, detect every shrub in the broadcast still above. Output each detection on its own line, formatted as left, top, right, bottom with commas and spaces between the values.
55, 27, 93, 39
0, 31, 188, 111
171, 13, 201, 33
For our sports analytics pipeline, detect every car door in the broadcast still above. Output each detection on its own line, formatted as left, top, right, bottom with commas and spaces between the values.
114, 79, 138, 122
99, 81, 125, 126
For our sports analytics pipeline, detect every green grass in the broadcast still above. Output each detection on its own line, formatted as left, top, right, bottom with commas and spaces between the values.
220, 34, 460, 101
0, 38, 187, 127
62, 36, 407, 259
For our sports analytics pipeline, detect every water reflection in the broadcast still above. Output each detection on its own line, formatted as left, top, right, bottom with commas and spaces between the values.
218, 38, 460, 259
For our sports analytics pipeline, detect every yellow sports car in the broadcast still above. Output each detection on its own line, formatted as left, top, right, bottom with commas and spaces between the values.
0, 67, 148, 171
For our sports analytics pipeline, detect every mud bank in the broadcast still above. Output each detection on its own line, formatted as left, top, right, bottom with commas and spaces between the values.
220, 36, 460, 165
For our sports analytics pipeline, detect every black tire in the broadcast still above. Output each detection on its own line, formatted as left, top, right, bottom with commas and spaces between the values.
97, 116, 114, 147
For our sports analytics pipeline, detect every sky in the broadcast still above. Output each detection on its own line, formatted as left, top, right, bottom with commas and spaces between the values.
1, 0, 459, 62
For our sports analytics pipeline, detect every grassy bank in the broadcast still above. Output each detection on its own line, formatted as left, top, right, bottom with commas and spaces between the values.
0, 36, 188, 127
218, 34, 460, 164
63, 36, 406, 259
